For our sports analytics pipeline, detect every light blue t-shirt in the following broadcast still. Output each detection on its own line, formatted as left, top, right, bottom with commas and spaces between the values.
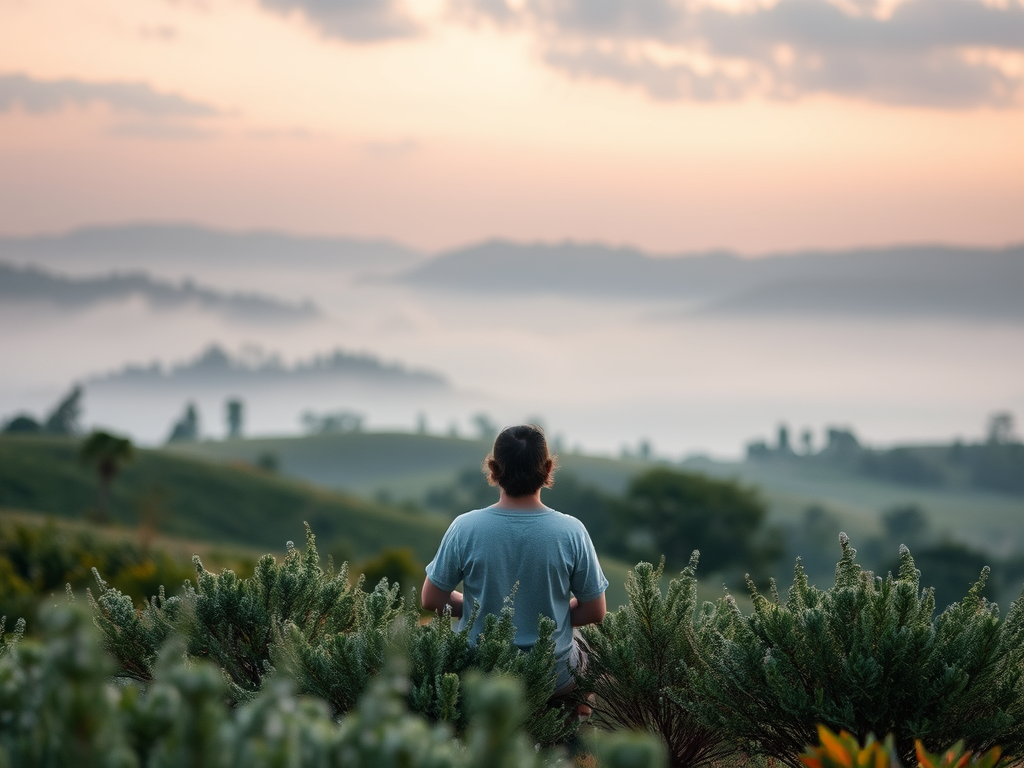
425, 505, 608, 689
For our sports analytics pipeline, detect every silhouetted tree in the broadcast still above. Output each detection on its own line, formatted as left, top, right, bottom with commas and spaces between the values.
777, 424, 793, 455
79, 430, 135, 524
638, 439, 652, 461
471, 413, 498, 441
226, 398, 244, 438
613, 467, 776, 576
881, 504, 931, 551
43, 386, 83, 435
300, 410, 363, 434
800, 428, 814, 455
1, 414, 41, 434
822, 427, 860, 461
166, 402, 199, 443
987, 411, 1016, 444
746, 440, 771, 460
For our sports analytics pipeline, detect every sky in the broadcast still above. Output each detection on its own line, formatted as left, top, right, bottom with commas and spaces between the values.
2, 0, 1024, 254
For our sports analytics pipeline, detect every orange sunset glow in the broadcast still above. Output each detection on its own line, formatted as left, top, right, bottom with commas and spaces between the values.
2, 0, 1023, 253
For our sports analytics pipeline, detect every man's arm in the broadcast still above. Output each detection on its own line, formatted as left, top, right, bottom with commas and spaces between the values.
569, 593, 606, 627
421, 577, 464, 618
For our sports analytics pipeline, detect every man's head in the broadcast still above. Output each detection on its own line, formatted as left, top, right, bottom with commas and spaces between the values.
484, 424, 557, 497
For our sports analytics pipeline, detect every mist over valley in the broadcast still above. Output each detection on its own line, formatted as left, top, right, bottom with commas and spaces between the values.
1, 224, 1021, 456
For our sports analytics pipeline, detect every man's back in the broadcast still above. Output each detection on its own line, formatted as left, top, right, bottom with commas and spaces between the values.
425, 505, 607, 688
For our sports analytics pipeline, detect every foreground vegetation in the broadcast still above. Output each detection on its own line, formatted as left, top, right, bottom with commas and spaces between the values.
0, 605, 664, 768
3, 526, 1022, 768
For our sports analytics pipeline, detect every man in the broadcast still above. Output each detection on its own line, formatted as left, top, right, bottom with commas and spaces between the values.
421, 424, 608, 697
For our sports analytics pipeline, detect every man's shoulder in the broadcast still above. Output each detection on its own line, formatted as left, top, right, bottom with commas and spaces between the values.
546, 509, 588, 531
448, 507, 494, 528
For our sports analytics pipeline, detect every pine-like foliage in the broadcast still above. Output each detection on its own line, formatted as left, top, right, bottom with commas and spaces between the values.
88, 523, 389, 703
275, 573, 415, 714
87, 576, 180, 683
179, 524, 389, 703
0, 603, 667, 768
684, 534, 1024, 767
0, 616, 24, 661
574, 554, 742, 768
83, 523, 573, 742
0, 606, 138, 768
408, 589, 573, 746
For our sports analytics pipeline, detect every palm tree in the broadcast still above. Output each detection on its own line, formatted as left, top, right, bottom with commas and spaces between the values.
79, 430, 135, 524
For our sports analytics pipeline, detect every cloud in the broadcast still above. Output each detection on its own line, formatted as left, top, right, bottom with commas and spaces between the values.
257, 0, 419, 42
459, 0, 1024, 107
0, 73, 220, 116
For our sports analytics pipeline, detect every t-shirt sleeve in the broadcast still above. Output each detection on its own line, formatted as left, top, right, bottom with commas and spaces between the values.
570, 525, 608, 602
425, 519, 463, 593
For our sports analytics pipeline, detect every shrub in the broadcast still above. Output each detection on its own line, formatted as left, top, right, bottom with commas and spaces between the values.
407, 590, 572, 746
87, 575, 179, 683
611, 467, 778, 576
683, 535, 1024, 767
91, 524, 396, 704
574, 554, 742, 768
0, 603, 666, 768
85, 523, 575, 744
0, 616, 24, 661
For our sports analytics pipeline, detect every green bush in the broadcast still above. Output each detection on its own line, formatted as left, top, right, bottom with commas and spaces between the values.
574, 554, 741, 768
610, 467, 779, 577
0, 604, 666, 768
0, 616, 23, 661
682, 534, 1024, 767
57, 527, 1024, 766
87, 524, 576, 744
407, 590, 570, 746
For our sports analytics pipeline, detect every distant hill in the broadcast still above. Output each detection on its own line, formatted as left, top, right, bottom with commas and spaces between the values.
166, 430, 646, 498
397, 241, 1024, 321
0, 223, 422, 276
90, 344, 448, 392
0, 434, 648, 609
170, 430, 1024, 565
78, 345, 453, 443
0, 261, 318, 322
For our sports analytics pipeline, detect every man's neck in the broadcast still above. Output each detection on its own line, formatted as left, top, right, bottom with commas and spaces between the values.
493, 488, 546, 510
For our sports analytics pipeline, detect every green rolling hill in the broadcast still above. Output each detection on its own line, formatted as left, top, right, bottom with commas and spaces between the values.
165, 431, 649, 498
0, 434, 448, 566
166, 431, 1024, 560
6, 430, 1021, 611
0, 434, 665, 609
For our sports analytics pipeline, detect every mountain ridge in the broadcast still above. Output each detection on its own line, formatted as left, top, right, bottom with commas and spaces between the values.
397, 239, 1024, 320
0, 261, 318, 322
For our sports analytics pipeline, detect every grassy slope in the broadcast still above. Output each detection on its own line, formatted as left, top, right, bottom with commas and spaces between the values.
10, 431, 1021, 607
0, 435, 657, 607
690, 457, 1024, 556
167, 432, 649, 498
170, 431, 1024, 556
0, 435, 449, 566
